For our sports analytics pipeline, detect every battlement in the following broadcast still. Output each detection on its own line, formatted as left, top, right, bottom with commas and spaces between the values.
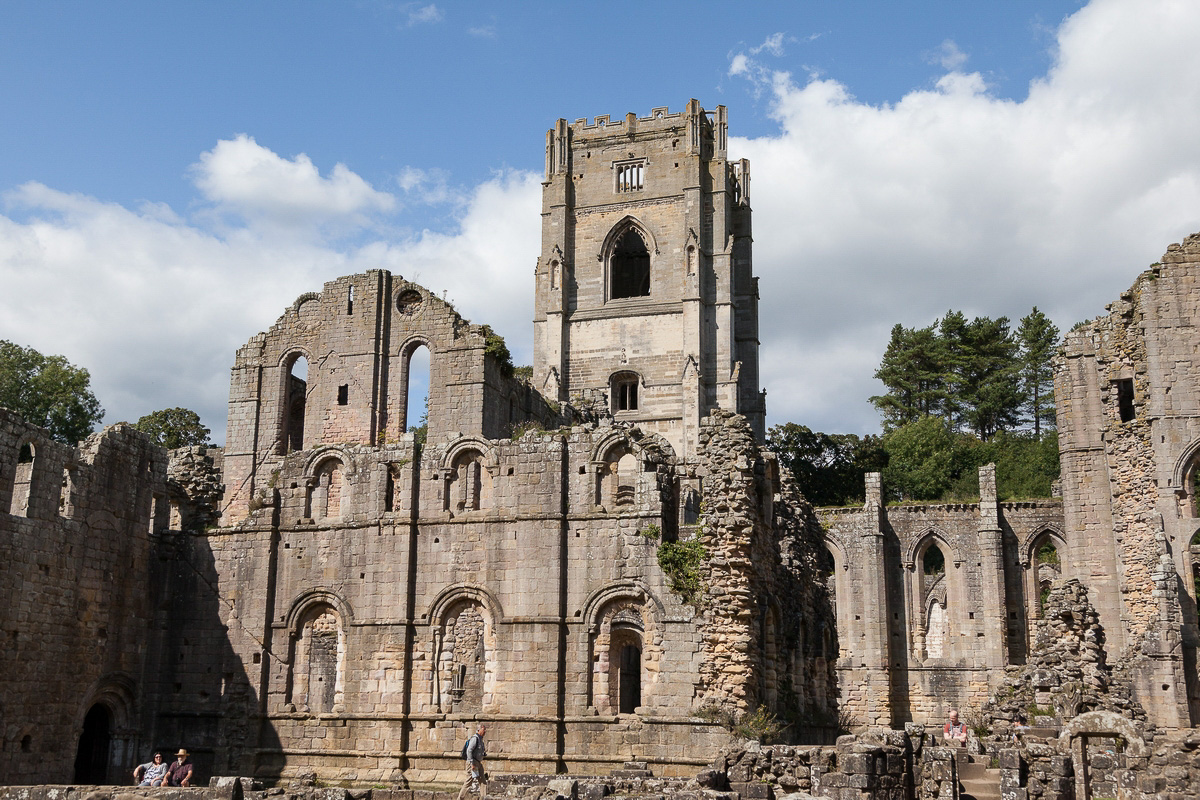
569, 105, 687, 134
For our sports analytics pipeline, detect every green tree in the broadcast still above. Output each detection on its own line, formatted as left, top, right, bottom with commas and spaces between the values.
0, 339, 104, 445
767, 423, 886, 506
881, 416, 964, 501
872, 311, 1021, 439
133, 407, 212, 449
1017, 307, 1060, 435
871, 323, 946, 430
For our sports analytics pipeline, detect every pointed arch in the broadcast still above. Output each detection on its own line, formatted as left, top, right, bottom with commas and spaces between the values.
600, 217, 658, 300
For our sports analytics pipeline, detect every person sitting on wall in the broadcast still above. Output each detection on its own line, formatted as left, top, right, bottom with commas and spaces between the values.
456, 724, 487, 800
162, 749, 194, 787
943, 710, 968, 746
133, 752, 168, 786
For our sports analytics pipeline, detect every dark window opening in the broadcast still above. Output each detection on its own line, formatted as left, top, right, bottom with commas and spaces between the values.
611, 229, 650, 299
337, 384, 349, 405
346, 285, 354, 315
618, 644, 641, 713
615, 379, 638, 411
1116, 378, 1135, 422
923, 544, 946, 576
284, 355, 308, 453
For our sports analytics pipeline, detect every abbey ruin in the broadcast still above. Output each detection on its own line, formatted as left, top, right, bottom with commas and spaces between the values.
4, 101, 1200, 799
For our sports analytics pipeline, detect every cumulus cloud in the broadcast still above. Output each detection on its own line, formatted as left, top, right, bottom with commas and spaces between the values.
731, 0, 1200, 434
3, 0, 1200, 449
191, 135, 396, 231
0, 154, 539, 444
926, 39, 968, 70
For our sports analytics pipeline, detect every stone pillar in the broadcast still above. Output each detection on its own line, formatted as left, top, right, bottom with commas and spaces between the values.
978, 464, 1009, 668
860, 472, 893, 727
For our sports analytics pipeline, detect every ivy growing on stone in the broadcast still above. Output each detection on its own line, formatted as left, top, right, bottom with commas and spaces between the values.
656, 538, 706, 604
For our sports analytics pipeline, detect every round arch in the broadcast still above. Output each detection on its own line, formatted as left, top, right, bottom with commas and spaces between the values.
581, 581, 665, 640
284, 587, 355, 632
440, 437, 499, 473
426, 583, 506, 625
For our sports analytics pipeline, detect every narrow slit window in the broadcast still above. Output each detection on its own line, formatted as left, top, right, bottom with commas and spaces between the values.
1116, 379, 1135, 422
347, 285, 354, 315
337, 384, 349, 406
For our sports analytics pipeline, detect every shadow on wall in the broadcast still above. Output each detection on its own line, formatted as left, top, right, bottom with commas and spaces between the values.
142, 522, 283, 783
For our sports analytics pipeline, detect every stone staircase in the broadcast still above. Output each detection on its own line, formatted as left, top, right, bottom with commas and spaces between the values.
958, 756, 1001, 800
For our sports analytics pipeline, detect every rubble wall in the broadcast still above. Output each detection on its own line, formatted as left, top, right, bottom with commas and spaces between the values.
1055, 232, 1200, 728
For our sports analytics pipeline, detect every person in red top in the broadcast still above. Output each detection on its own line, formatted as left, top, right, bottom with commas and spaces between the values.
943, 709, 968, 746
162, 749, 194, 787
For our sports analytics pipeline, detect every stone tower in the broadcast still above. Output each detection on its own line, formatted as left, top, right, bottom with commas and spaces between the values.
534, 100, 764, 458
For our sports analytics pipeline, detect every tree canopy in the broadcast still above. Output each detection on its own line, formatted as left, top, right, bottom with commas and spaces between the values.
871, 308, 1058, 439
766, 423, 886, 506
0, 339, 104, 445
133, 407, 212, 449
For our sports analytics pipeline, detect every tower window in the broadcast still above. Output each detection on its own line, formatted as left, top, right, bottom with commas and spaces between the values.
610, 229, 650, 299
612, 373, 640, 412
614, 161, 644, 192
337, 384, 349, 405
1115, 379, 1134, 422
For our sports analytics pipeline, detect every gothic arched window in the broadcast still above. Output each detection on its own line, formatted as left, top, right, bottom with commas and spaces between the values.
610, 228, 650, 299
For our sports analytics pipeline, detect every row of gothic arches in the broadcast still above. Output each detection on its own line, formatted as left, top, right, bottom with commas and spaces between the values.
281, 583, 661, 718
823, 526, 1065, 666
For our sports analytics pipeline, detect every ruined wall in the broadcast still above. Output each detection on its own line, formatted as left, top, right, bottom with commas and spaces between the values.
223, 272, 558, 524
1055, 231, 1200, 728
0, 412, 167, 784
818, 469, 1064, 728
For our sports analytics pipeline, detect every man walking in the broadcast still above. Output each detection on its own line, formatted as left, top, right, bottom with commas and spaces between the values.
456, 725, 487, 800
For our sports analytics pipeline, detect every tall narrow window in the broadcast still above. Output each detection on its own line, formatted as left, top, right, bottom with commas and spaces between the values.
404, 344, 431, 447
346, 285, 354, 315
612, 372, 640, 412
1116, 379, 1135, 422
284, 354, 309, 453
9, 443, 36, 517
337, 384, 349, 406
610, 229, 650, 299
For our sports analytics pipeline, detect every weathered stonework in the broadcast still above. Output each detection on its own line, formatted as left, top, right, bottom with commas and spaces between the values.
5, 102, 1200, 799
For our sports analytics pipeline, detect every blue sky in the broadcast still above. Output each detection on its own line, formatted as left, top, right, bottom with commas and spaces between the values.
3, 0, 1199, 443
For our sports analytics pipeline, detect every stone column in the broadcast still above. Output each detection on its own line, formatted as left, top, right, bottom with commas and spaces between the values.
978, 464, 1009, 668
860, 472, 893, 726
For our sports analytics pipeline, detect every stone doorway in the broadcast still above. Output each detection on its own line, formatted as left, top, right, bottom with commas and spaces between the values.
73, 704, 111, 784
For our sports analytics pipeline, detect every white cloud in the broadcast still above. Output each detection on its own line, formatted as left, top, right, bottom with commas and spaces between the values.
406, 4, 442, 26
191, 135, 396, 230
0, 157, 539, 444
4, 0, 1200, 448
468, 25, 496, 38
927, 39, 968, 70
751, 32, 787, 57
731, 0, 1200, 434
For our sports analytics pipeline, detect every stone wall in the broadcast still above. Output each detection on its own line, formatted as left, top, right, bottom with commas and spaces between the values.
817, 469, 1064, 728
0, 412, 167, 784
1054, 232, 1200, 728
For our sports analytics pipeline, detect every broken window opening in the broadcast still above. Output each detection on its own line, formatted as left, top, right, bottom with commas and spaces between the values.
9, 442, 36, 517
283, 353, 309, 453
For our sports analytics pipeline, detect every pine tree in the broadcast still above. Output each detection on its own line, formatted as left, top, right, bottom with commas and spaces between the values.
1017, 307, 1060, 435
